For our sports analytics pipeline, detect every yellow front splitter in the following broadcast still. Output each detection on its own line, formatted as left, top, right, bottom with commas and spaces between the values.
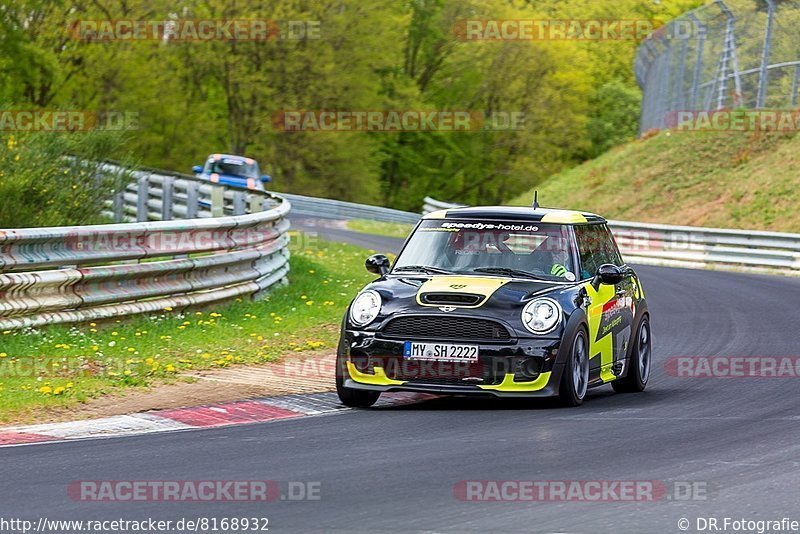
347, 361, 552, 392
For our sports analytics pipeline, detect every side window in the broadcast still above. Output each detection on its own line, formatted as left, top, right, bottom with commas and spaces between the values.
575, 224, 618, 279
598, 225, 624, 267
576, 225, 598, 279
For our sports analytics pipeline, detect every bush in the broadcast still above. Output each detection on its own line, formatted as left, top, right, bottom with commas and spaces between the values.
585, 81, 642, 159
0, 130, 133, 228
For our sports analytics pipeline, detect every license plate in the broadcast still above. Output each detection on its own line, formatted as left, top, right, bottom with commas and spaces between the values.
403, 342, 479, 362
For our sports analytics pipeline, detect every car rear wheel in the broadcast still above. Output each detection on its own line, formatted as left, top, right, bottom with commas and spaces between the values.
336, 353, 381, 408
612, 316, 651, 393
559, 328, 589, 407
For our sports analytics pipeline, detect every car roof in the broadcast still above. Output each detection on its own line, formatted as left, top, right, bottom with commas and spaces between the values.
422, 205, 606, 224
207, 154, 256, 164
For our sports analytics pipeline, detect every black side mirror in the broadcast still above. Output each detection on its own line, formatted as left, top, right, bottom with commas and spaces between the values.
592, 263, 624, 289
365, 254, 391, 276
192, 165, 203, 173
260, 175, 271, 183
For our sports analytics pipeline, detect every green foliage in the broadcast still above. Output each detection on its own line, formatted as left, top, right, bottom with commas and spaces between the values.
0, 0, 705, 211
0, 130, 132, 227
584, 81, 642, 159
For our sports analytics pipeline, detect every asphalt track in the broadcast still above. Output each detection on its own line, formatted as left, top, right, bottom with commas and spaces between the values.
1, 219, 799, 533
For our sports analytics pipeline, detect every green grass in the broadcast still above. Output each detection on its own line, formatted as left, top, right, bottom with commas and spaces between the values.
508, 129, 800, 232
0, 234, 379, 424
346, 219, 415, 239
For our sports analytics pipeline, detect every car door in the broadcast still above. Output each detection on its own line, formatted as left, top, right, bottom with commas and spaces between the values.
576, 224, 634, 383
597, 224, 635, 371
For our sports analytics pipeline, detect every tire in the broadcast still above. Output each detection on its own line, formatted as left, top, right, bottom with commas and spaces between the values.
336, 352, 381, 408
559, 328, 589, 407
612, 315, 651, 393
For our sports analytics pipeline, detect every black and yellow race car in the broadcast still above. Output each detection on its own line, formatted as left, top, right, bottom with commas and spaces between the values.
336, 205, 651, 407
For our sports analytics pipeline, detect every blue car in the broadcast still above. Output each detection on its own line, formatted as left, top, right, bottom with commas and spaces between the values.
192, 154, 271, 190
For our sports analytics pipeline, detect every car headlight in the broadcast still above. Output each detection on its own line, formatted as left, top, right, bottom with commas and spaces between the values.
521, 298, 562, 334
349, 290, 381, 327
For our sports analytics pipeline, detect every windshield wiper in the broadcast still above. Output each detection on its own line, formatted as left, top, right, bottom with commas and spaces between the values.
393, 265, 455, 275
470, 267, 544, 279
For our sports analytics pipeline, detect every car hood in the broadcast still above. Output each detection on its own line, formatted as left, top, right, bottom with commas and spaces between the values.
366, 274, 576, 316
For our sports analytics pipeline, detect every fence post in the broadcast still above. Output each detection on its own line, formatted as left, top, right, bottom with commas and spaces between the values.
656, 42, 672, 128
756, 0, 776, 109
689, 15, 705, 110
675, 33, 689, 111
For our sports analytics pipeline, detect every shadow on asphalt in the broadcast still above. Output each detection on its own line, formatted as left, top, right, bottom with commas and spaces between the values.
368, 385, 677, 413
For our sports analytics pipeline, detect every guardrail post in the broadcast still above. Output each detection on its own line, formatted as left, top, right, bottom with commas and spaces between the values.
185, 181, 199, 219
210, 185, 225, 218
249, 194, 263, 214
136, 175, 149, 222
112, 190, 124, 223
792, 65, 799, 107
233, 191, 247, 215
161, 176, 174, 221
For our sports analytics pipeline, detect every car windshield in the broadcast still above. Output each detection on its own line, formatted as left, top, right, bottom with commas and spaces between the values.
205, 159, 258, 179
393, 219, 578, 282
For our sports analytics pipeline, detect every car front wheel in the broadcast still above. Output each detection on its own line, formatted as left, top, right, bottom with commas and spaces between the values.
559, 328, 589, 407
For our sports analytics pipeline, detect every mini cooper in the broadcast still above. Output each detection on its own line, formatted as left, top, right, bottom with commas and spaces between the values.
336, 205, 651, 407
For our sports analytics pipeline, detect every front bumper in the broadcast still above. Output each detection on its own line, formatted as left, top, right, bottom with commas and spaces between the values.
341, 331, 565, 398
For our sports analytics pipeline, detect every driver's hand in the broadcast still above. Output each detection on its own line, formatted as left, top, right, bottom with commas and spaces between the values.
550, 264, 568, 278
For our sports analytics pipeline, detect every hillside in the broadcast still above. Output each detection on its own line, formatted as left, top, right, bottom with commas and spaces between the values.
507, 129, 800, 232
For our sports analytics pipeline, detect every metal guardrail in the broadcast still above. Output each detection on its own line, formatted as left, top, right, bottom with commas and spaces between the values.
421, 197, 800, 274
111, 162, 421, 224
423, 196, 464, 215
281, 192, 420, 225
0, 167, 291, 331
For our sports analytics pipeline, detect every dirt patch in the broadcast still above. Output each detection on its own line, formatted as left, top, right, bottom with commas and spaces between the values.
8, 350, 337, 425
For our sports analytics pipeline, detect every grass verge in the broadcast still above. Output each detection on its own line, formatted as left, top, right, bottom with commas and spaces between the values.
507, 129, 800, 232
0, 234, 378, 424
346, 219, 415, 239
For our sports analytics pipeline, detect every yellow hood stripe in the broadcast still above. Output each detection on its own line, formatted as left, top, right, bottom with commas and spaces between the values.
416, 276, 509, 308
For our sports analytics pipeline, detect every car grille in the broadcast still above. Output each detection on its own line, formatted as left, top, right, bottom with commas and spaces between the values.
381, 316, 512, 341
